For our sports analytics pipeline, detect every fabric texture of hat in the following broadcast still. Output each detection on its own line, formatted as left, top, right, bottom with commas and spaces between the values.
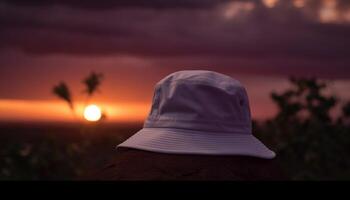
117, 70, 276, 159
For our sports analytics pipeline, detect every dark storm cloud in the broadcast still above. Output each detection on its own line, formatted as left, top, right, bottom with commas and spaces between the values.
0, 0, 231, 10
1, 0, 350, 74
2, 0, 349, 11
1, 0, 350, 59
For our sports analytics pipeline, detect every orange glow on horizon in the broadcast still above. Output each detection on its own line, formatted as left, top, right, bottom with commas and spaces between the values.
0, 98, 277, 123
0, 99, 150, 122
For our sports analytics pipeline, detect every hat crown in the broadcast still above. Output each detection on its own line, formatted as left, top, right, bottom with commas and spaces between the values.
145, 70, 252, 134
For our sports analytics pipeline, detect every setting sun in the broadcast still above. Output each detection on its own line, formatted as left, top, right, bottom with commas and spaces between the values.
84, 104, 102, 122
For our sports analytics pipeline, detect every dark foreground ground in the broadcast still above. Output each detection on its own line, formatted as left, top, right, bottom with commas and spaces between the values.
0, 121, 142, 180
1, 120, 349, 180
0, 121, 286, 181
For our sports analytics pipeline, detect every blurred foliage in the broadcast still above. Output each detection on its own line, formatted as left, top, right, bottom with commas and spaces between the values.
52, 71, 104, 117
0, 123, 139, 180
83, 71, 104, 98
0, 136, 87, 180
254, 77, 350, 180
52, 82, 74, 112
82, 71, 107, 119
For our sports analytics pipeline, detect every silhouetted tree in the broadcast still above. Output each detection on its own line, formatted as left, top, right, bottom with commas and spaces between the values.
52, 82, 75, 115
82, 72, 104, 104
254, 77, 350, 180
82, 72, 106, 121
52, 72, 104, 119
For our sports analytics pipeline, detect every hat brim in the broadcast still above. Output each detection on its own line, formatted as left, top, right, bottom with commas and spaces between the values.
117, 128, 276, 159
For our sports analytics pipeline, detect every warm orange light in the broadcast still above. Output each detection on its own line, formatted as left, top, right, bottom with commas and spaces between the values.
0, 99, 149, 122
84, 104, 102, 122
293, 0, 306, 8
262, 0, 278, 8
222, 2, 255, 19
319, 0, 339, 23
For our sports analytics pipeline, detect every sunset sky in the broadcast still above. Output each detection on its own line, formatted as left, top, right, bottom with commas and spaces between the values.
1, 0, 350, 122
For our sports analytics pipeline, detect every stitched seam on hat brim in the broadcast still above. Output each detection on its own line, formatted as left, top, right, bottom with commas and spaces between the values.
117, 145, 273, 159
140, 127, 252, 135
145, 118, 251, 127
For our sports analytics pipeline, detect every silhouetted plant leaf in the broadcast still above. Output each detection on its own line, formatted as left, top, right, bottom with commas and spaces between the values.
82, 72, 104, 98
343, 102, 350, 118
52, 82, 74, 111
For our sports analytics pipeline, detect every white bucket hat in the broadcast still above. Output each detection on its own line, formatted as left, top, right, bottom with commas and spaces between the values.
117, 70, 276, 159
